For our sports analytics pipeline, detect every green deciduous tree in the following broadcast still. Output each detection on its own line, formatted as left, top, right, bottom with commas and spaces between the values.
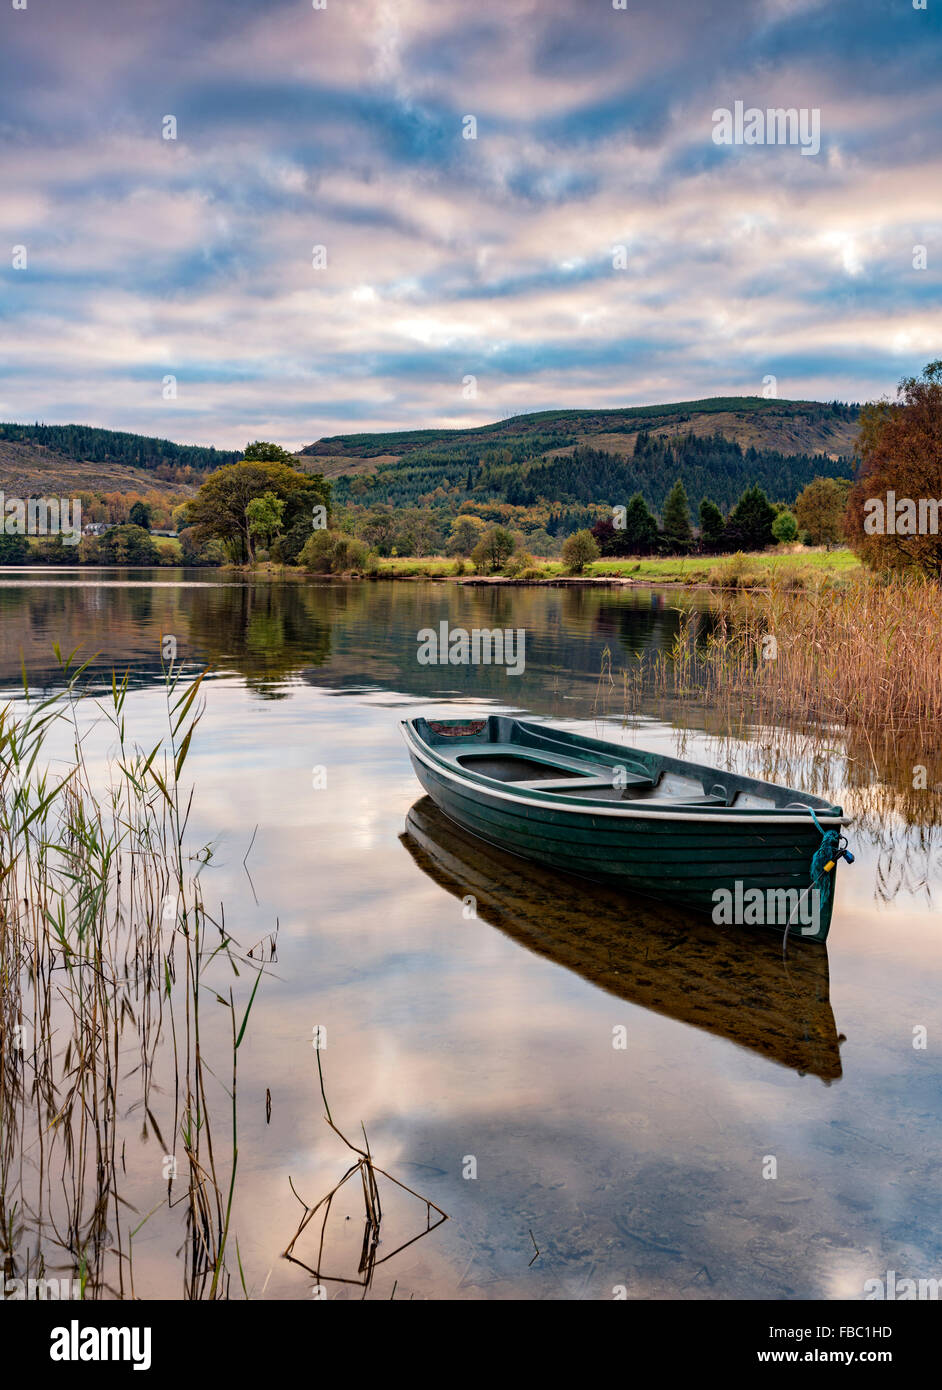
562, 528, 600, 574
471, 525, 516, 573
447, 514, 486, 556
299, 530, 374, 574
187, 460, 330, 563
246, 492, 286, 552
0, 533, 31, 564
97, 524, 160, 565
242, 441, 298, 464
356, 507, 397, 556
129, 500, 152, 530
794, 476, 851, 547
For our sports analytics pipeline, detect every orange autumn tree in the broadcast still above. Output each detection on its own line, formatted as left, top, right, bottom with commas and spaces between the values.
846, 362, 942, 578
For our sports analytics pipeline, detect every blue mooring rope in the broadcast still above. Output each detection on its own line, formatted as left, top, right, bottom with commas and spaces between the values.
782, 807, 854, 954
807, 806, 855, 911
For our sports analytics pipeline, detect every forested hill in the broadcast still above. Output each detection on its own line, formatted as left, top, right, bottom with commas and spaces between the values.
0, 422, 241, 482
303, 398, 859, 516
303, 397, 859, 464
0, 397, 860, 514
503, 434, 849, 515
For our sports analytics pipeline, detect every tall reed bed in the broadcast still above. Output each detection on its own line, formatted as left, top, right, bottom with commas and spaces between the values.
0, 654, 268, 1299
617, 574, 942, 756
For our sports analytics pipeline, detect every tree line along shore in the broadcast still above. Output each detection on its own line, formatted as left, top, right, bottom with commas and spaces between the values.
1, 363, 939, 588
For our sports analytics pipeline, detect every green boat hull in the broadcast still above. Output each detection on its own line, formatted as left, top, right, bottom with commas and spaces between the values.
402, 715, 850, 942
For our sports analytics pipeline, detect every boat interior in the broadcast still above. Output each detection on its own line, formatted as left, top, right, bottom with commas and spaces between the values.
410, 714, 840, 813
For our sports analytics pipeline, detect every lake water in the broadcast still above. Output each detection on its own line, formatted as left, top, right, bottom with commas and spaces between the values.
2, 569, 940, 1300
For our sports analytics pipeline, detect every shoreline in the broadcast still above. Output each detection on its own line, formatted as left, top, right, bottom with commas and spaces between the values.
0, 546, 862, 594
227, 547, 861, 591
219, 565, 716, 589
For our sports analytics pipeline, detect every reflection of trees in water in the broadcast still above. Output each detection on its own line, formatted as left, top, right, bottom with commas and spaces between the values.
126, 587, 154, 624
1, 577, 936, 901
185, 583, 333, 698
298, 584, 700, 702
0, 583, 186, 687
591, 595, 691, 661
1, 578, 714, 705
0, 577, 334, 697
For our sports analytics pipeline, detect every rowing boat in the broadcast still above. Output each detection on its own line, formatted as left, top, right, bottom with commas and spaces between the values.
400, 714, 853, 942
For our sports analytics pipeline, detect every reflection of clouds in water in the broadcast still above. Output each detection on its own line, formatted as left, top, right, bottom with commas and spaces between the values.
233, 871, 939, 1297
235, 960, 942, 1299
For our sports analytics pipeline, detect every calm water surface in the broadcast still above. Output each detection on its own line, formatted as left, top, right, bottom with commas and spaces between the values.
3, 569, 939, 1300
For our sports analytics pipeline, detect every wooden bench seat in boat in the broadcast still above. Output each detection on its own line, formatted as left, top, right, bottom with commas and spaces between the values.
515, 772, 652, 792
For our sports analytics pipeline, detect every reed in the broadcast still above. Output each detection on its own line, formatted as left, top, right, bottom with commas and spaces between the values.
0, 653, 270, 1299
283, 1050, 447, 1296
617, 573, 942, 754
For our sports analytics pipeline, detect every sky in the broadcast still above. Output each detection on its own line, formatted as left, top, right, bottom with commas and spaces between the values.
0, 0, 940, 449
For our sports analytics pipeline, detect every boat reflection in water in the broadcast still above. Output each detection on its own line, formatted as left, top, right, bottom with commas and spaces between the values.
401, 797, 843, 1083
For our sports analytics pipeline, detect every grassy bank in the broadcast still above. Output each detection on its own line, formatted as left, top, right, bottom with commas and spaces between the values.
372, 548, 861, 588
2, 542, 860, 589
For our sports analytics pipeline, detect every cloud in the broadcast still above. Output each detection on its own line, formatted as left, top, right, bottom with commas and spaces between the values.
0, 0, 940, 445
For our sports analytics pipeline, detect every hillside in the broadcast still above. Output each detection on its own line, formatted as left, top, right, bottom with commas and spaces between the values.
300, 397, 859, 518
300, 397, 859, 469
0, 439, 200, 497
0, 398, 860, 521
0, 423, 241, 493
